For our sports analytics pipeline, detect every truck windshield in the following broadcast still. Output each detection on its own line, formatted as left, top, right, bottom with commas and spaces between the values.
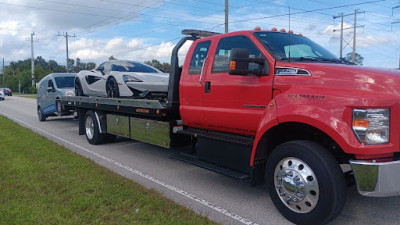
254, 32, 343, 63
55, 76, 75, 89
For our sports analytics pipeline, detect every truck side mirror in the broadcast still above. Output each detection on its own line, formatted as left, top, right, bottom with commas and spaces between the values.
229, 48, 269, 76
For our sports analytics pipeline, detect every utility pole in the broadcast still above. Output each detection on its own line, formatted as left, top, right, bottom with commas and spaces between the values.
352, 10, 357, 63
333, 11, 364, 63
31, 32, 35, 87
225, 0, 228, 33
58, 32, 76, 72
2, 58, 4, 83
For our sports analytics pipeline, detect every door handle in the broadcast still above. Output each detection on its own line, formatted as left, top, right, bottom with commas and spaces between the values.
204, 81, 211, 93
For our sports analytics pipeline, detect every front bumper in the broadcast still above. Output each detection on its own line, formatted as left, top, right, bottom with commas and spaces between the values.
350, 159, 400, 197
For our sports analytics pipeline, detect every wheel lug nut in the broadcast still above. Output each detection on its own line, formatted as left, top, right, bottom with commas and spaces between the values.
288, 171, 293, 176
280, 192, 286, 196
296, 192, 303, 197
294, 176, 300, 181
293, 197, 298, 202
298, 183, 305, 188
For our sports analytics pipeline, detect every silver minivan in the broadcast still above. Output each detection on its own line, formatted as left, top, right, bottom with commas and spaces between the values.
37, 73, 77, 121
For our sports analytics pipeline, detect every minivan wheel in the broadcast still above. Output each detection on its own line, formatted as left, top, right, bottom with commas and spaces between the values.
38, 107, 46, 121
106, 77, 120, 98
56, 101, 62, 116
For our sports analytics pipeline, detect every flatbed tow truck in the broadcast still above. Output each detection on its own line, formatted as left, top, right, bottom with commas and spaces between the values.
61, 28, 400, 224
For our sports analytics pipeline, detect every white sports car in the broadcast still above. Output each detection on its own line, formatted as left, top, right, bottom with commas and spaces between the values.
75, 60, 169, 99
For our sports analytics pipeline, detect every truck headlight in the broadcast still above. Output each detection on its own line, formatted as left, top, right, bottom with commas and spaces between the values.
352, 109, 390, 145
123, 75, 142, 83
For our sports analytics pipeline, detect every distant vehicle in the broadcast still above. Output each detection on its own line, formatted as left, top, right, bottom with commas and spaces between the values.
74, 60, 169, 99
37, 73, 77, 121
0, 90, 4, 100
0, 88, 12, 96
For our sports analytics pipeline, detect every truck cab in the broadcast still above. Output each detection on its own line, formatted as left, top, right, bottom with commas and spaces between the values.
177, 28, 400, 224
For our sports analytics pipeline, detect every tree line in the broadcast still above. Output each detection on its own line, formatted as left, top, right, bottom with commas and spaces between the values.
0, 57, 170, 94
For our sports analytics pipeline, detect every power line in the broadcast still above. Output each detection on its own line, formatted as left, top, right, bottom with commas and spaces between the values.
231, 0, 387, 23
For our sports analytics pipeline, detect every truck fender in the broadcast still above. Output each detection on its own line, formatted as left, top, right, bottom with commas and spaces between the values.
250, 103, 357, 166
250, 99, 279, 166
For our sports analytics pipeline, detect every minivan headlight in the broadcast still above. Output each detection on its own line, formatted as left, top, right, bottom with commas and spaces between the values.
352, 109, 390, 145
65, 90, 75, 96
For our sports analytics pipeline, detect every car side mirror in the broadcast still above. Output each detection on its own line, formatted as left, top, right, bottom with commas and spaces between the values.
228, 48, 269, 76
97, 65, 105, 75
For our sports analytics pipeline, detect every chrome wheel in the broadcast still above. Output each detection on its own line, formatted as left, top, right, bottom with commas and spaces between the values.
274, 157, 319, 213
85, 115, 95, 140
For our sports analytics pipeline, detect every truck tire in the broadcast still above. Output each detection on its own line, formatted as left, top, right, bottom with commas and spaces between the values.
84, 110, 106, 145
38, 106, 46, 121
266, 140, 346, 225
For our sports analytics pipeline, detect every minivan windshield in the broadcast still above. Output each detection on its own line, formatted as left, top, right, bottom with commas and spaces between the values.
55, 76, 75, 88
254, 32, 343, 63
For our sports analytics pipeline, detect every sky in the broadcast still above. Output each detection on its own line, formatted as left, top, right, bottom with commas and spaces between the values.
1, 0, 400, 69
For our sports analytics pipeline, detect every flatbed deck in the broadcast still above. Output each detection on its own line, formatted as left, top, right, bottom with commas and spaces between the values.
61, 96, 171, 118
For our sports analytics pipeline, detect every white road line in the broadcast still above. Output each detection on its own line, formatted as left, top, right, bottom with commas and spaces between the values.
0, 113, 259, 225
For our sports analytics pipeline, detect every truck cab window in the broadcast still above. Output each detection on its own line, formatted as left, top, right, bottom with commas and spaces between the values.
212, 36, 262, 73
189, 41, 211, 74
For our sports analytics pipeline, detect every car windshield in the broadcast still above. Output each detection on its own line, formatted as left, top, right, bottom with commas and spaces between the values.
111, 62, 160, 73
254, 32, 342, 63
55, 76, 75, 89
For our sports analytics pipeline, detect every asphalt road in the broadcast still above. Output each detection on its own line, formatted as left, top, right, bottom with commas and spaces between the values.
1, 96, 400, 225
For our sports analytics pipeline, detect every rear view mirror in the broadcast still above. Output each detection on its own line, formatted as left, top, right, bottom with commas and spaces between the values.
229, 48, 269, 76
47, 86, 54, 92
97, 65, 105, 75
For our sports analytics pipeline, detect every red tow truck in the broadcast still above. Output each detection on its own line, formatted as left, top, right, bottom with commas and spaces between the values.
62, 28, 400, 224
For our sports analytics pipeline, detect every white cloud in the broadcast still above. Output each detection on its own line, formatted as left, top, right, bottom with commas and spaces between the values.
105, 38, 124, 50
0, 0, 163, 62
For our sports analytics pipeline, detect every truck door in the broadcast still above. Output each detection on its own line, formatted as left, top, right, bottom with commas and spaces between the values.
201, 35, 273, 136
180, 40, 212, 127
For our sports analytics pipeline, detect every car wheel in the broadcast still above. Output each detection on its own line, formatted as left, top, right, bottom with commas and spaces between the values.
266, 140, 346, 225
85, 110, 106, 145
38, 106, 46, 121
75, 80, 85, 96
106, 77, 120, 98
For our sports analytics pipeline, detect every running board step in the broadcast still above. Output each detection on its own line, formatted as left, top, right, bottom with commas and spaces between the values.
170, 152, 250, 181
178, 127, 254, 146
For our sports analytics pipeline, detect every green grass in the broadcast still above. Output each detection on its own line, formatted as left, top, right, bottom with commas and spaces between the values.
0, 116, 217, 225
14, 93, 36, 99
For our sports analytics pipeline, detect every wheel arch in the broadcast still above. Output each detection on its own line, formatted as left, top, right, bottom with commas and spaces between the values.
252, 122, 350, 167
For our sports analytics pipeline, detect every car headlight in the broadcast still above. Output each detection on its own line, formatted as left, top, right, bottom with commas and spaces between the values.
352, 109, 390, 145
65, 90, 75, 96
123, 75, 143, 83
